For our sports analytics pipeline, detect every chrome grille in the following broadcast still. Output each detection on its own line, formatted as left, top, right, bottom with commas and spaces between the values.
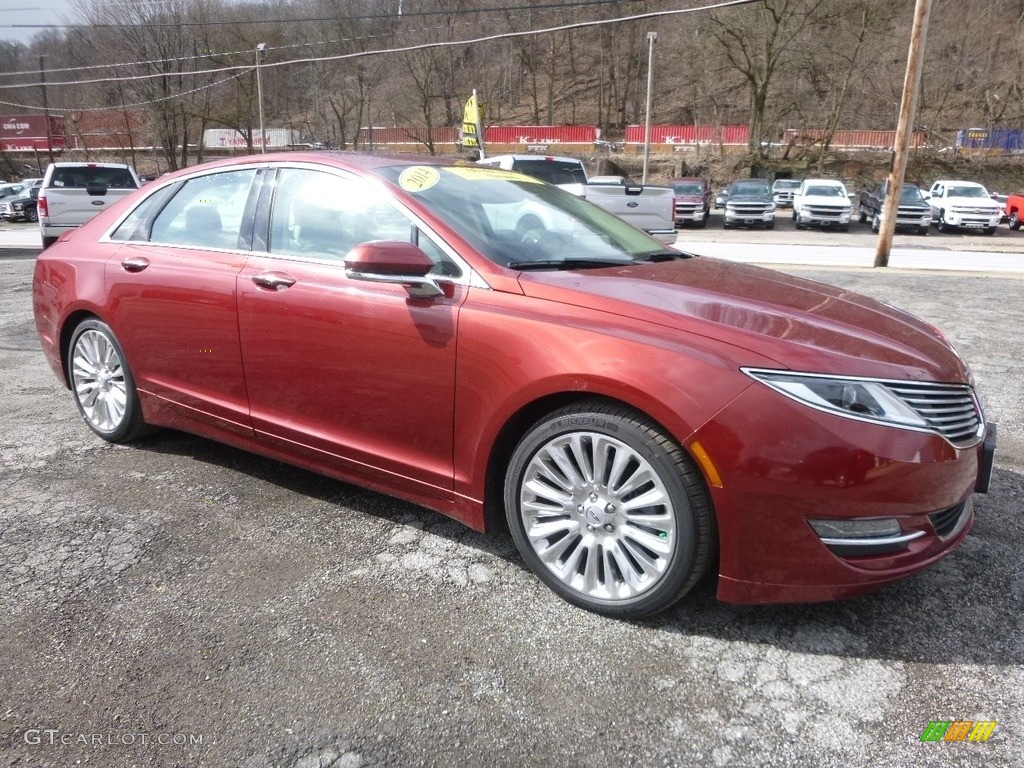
886, 381, 983, 446
928, 500, 969, 538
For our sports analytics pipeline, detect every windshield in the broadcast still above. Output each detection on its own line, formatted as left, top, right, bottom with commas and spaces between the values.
947, 185, 989, 198
671, 182, 704, 195
805, 185, 846, 197
373, 164, 670, 268
899, 185, 926, 202
505, 159, 588, 186
731, 181, 771, 196
774, 180, 801, 190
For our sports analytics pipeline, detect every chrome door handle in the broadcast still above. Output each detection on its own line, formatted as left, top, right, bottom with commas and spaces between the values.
120, 256, 150, 273
251, 272, 296, 290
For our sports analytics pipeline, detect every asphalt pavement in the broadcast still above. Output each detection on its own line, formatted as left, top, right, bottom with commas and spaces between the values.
1, 228, 1022, 767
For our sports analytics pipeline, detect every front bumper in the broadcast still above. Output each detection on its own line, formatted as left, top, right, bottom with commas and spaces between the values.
688, 384, 992, 604
942, 210, 1002, 228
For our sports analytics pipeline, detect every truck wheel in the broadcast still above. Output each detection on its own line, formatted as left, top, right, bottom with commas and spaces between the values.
697, 216, 707, 229
41, 236, 58, 249
1009, 212, 1020, 231
858, 207, 868, 223
984, 227, 997, 236
765, 220, 775, 230
871, 214, 880, 233
918, 226, 929, 236
27, 208, 38, 223
937, 213, 951, 233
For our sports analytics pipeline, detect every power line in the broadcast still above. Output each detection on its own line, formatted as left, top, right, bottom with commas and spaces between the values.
0, 0, 761, 92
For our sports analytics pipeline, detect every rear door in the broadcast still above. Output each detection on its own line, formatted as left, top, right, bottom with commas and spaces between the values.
103, 167, 261, 438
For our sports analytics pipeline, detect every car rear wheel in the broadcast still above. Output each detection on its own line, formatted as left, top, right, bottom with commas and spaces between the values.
68, 319, 149, 443
27, 208, 38, 223
1010, 212, 1021, 231
504, 401, 715, 618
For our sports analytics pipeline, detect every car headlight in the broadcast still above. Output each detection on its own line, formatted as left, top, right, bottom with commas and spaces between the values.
743, 369, 928, 429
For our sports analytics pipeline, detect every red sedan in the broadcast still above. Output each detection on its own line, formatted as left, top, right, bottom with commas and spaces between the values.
32, 153, 996, 617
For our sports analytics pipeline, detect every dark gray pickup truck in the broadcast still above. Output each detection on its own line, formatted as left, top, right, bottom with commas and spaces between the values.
858, 182, 932, 235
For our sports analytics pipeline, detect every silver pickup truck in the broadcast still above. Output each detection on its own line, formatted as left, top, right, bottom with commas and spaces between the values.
477, 154, 676, 244
38, 162, 141, 248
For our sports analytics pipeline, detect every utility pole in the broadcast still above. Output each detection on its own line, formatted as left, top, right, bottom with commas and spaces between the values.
642, 32, 657, 184
875, 0, 932, 267
255, 43, 267, 153
39, 56, 54, 165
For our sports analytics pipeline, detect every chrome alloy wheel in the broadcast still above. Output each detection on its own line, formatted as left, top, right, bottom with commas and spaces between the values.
518, 431, 677, 601
72, 328, 128, 433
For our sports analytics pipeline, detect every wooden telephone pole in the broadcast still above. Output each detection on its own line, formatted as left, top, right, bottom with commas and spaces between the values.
874, 0, 932, 267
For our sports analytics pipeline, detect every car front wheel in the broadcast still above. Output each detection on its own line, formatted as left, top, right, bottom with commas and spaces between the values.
27, 208, 38, 223
504, 401, 715, 618
68, 319, 149, 442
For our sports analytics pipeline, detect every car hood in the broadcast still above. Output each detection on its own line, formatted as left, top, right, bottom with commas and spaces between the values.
942, 196, 1001, 211
515, 257, 970, 382
800, 194, 850, 206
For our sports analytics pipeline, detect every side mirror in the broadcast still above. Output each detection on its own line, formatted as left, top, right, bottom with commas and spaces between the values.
344, 240, 445, 299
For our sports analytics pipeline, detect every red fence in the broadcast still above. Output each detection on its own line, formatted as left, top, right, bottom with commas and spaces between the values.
624, 124, 750, 145
782, 128, 927, 149
358, 125, 598, 145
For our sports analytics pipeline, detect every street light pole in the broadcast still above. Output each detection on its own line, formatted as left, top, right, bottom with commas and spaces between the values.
642, 32, 657, 185
255, 43, 267, 154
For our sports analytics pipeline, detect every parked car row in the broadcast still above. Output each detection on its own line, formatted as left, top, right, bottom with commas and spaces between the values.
702, 176, 1021, 235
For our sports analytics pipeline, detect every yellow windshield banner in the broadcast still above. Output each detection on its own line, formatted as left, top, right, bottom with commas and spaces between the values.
446, 166, 542, 183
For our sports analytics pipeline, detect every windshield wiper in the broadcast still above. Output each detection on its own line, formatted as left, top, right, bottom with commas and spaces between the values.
632, 250, 697, 262
507, 258, 634, 270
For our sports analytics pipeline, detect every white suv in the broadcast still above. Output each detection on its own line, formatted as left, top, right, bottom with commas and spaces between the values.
792, 179, 852, 231
926, 180, 1002, 234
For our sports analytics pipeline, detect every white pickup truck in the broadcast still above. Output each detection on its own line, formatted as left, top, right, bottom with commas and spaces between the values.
38, 162, 141, 248
476, 154, 677, 244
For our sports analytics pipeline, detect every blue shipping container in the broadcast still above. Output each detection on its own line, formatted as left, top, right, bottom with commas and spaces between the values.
955, 128, 1024, 151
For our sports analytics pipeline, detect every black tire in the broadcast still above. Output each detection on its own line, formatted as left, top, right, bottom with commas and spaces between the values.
41, 235, 58, 249
765, 220, 775, 230
795, 220, 806, 230
723, 221, 733, 229
984, 227, 997, 236
504, 401, 715, 618
67, 318, 150, 443
26, 207, 38, 223
1010, 212, 1021, 231
871, 214, 880, 234
697, 215, 707, 229
937, 212, 951, 233
839, 225, 849, 233
858, 207, 868, 223
918, 226, 929, 236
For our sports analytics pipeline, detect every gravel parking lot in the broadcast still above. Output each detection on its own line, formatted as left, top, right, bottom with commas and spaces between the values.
1, 245, 1021, 768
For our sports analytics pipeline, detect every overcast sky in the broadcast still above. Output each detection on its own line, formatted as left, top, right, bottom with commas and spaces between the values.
0, 0, 81, 44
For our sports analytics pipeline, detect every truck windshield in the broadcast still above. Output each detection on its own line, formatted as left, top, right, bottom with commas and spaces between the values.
947, 186, 988, 198
731, 181, 770, 195
671, 182, 704, 195
505, 159, 589, 186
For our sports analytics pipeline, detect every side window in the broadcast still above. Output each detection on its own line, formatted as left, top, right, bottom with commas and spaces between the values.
269, 168, 462, 277
149, 169, 257, 249
109, 184, 178, 242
